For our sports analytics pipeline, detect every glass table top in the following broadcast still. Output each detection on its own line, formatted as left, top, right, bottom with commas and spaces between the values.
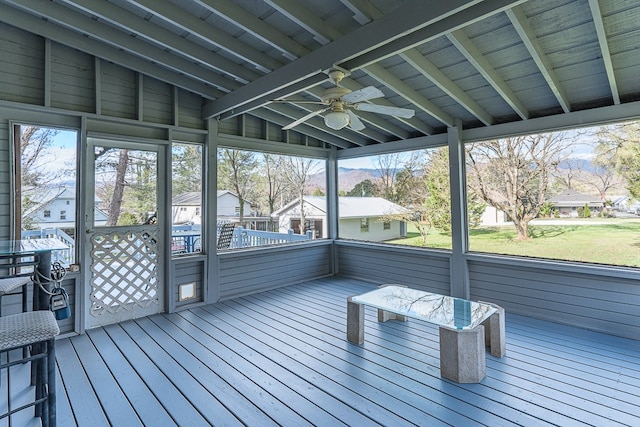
0, 238, 70, 255
351, 285, 497, 330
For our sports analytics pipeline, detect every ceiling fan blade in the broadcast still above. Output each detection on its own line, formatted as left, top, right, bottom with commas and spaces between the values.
356, 103, 415, 119
342, 86, 384, 103
282, 108, 328, 130
272, 99, 326, 105
347, 110, 366, 131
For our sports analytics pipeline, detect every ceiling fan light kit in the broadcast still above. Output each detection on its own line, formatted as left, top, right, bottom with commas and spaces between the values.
324, 111, 351, 130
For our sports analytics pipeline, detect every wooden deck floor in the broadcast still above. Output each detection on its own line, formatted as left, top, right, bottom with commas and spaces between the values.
47, 277, 640, 426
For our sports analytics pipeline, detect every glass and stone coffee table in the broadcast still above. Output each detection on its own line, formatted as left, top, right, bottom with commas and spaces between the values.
347, 285, 506, 383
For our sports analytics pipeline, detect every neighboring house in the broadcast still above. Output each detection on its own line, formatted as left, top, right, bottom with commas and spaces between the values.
171, 191, 204, 224
24, 186, 107, 230
216, 190, 253, 218
549, 189, 603, 217
611, 195, 628, 212
610, 195, 640, 213
172, 190, 268, 227
479, 205, 508, 226
272, 196, 409, 241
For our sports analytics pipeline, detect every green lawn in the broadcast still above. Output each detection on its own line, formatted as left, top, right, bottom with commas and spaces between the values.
388, 218, 640, 267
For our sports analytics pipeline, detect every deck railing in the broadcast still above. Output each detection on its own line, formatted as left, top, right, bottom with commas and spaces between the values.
230, 226, 314, 249
20, 224, 314, 260
172, 223, 314, 254
21, 228, 75, 266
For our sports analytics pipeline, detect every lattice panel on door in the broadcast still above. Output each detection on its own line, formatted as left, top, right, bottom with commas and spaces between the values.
89, 229, 159, 317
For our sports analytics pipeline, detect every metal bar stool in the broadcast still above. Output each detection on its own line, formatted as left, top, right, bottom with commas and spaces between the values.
0, 310, 59, 427
0, 276, 31, 316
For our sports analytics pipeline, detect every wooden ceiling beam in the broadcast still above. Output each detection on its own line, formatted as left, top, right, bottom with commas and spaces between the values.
587, 0, 620, 105
506, 6, 571, 113
203, 0, 482, 119
448, 29, 530, 120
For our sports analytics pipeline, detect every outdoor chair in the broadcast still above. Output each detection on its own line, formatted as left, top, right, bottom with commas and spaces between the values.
217, 223, 235, 250
0, 276, 31, 316
0, 310, 59, 427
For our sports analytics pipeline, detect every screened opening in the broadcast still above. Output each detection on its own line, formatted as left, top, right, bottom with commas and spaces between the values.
337, 148, 453, 249
466, 121, 640, 268
171, 143, 203, 257
14, 124, 78, 266
217, 148, 325, 250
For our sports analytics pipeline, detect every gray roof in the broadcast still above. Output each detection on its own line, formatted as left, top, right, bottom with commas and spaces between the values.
172, 192, 202, 206
172, 190, 243, 206
274, 196, 409, 218
549, 189, 603, 206
5, 0, 640, 148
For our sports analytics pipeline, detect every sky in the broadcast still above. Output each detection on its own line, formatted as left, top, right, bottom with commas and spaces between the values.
37, 122, 614, 174
35, 129, 78, 183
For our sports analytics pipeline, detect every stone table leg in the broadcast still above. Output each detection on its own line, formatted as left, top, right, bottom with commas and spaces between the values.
378, 309, 408, 323
481, 303, 506, 357
347, 297, 364, 344
439, 325, 486, 383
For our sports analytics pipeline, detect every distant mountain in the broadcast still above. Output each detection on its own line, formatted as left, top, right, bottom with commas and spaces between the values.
557, 158, 596, 173
304, 159, 605, 195
306, 167, 379, 193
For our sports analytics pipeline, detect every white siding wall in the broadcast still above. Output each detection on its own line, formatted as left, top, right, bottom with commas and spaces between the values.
340, 217, 402, 241
217, 193, 251, 217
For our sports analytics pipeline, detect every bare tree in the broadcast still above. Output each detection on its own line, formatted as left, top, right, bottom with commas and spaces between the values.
284, 157, 319, 234
467, 133, 569, 240
595, 122, 640, 200
590, 151, 625, 201
18, 126, 60, 229
552, 158, 583, 190
107, 149, 129, 226
218, 148, 258, 225
373, 153, 402, 202
262, 154, 288, 231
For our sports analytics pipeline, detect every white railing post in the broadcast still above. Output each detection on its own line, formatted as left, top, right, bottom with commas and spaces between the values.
287, 229, 294, 242
306, 230, 314, 240
236, 226, 244, 248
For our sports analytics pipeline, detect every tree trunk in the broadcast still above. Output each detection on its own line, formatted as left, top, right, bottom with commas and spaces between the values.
107, 149, 129, 226
514, 220, 528, 240
298, 191, 306, 234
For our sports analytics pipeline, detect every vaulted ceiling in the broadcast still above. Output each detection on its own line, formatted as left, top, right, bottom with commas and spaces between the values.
2, 0, 639, 149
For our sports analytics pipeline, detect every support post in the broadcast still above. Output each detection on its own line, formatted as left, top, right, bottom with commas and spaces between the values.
448, 119, 470, 299
205, 118, 219, 304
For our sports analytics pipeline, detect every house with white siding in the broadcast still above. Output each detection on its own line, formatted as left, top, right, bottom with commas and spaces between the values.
24, 185, 107, 230
172, 190, 267, 228
273, 196, 408, 241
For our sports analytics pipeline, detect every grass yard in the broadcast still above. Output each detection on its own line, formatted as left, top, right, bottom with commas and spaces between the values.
388, 218, 640, 267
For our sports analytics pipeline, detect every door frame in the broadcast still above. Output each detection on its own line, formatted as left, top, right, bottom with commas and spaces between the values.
83, 135, 168, 329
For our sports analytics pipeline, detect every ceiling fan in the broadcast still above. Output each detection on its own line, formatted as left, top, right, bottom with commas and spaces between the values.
273, 70, 415, 131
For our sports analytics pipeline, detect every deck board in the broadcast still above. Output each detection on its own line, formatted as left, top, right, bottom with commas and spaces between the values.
67, 334, 142, 426
84, 327, 175, 426
43, 277, 640, 426
55, 339, 110, 426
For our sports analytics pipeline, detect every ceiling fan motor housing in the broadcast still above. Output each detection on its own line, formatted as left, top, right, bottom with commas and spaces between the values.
321, 86, 351, 103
